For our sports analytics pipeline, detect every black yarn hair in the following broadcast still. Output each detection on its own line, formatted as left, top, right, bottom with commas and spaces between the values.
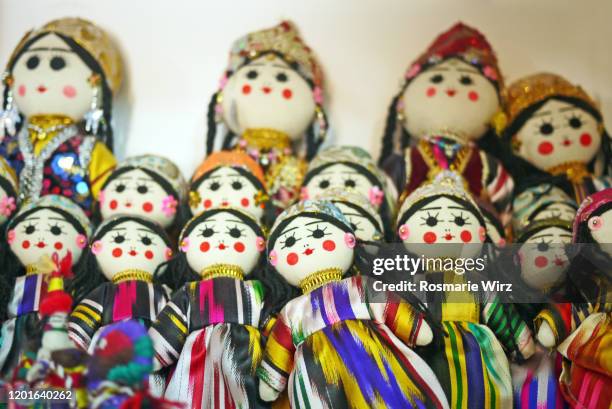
3, 31, 115, 150
0, 176, 18, 321
302, 161, 394, 240
205, 50, 327, 160
377, 56, 503, 167
500, 95, 612, 188
70, 216, 173, 303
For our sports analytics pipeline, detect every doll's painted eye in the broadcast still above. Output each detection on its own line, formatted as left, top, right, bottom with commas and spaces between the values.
136, 185, 149, 194
246, 70, 258, 80
50, 56, 66, 71
344, 178, 357, 188
429, 74, 444, 84
308, 225, 329, 239
350, 220, 361, 232
276, 72, 288, 82
451, 212, 471, 227
421, 212, 439, 227
280, 233, 298, 249
112, 234, 125, 244
49, 224, 64, 236
140, 235, 153, 246
539, 122, 554, 136
568, 115, 582, 129
207, 181, 221, 191
318, 179, 330, 189
227, 226, 244, 238
459, 75, 473, 86
26, 55, 40, 70
231, 180, 243, 190
537, 241, 550, 252
115, 183, 126, 193
24, 223, 37, 235
200, 227, 215, 238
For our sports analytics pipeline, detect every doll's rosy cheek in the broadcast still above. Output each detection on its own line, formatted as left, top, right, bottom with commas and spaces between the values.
203, 199, 212, 209
423, 231, 437, 244
63, 85, 77, 98
241, 198, 250, 207
145, 250, 154, 260
588, 216, 603, 231
460, 230, 472, 243
580, 133, 592, 147
282, 89, 292, 100
538, 142, 554, 155
22, 240, 31, 249
17, 85, 26, 96
242, 84, 251, 95
426, 87, 436, 97
286, 252, 299, 265
112, 248, 123, 258
54, 242, 63, 250
234, 242, 245, 253
534, 255, 548, 268
322, 240, 336, 252
200, 242, 210, 252
142, 202, 153, 213
109, 200, 118, 210
468, 91, 479, 102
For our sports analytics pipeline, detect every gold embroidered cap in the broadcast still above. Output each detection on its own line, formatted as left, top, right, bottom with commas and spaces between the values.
8, 17, 123, 93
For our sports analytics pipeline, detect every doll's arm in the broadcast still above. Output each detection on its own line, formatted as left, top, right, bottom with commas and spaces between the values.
533, 302, 573, 348
148, 287, 190, 370
68, 288, 105, 350
88, 142, 117, 199
256, 316, 295, 401
482, 296, 535, 360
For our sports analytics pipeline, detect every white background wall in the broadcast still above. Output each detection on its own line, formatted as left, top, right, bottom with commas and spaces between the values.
1, 0, 611, 177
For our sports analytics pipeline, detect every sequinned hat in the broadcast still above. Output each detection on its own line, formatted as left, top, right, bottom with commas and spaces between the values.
7, 17, 123, 93
513, 183, 577, 236
499, 73, 601, 137
0, 156, 18, 195
403, 22, 502, 88
572, 188, 612, 242
397, 170, 484, 225
191, 151, 265, 186
226, 20, 323, 87
117, 154, 187, 199
9, 194, 92, 237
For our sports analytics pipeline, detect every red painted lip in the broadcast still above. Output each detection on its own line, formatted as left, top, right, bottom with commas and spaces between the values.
129, 250, 138, 256
218, 243, 227, 250
221, 201, 229, 206
36, 241, 46, 248
262, 87, 272, 94
562, 139, 572, 146
303, 248, 314, 256
37, 85, 47, 93
554, 257, 565, 266
444, 234, 454, 241
446, 89, 456, 97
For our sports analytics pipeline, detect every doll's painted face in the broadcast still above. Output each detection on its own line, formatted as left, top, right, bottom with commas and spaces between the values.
399, 196, 484, 259
182, 212, 261, 276
8, 208, 84, 267
515, 100, 601, 171
519, 227, 572, 291
532, 202, 576, 223
305, 164, 376, 205
333, 202, 380, 242
100, 169, 177, 228
11, 33, 94, 120
271, 216, 354, 287
192, 167, 263, 220
94, 220, 169, 281
222, 54, 316, 140
402, 58, 499, 141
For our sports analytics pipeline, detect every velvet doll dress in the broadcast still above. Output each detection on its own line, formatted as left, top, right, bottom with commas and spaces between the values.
149, 277, 268, 409
418, 271, 534, 409
257, 275, 449, 409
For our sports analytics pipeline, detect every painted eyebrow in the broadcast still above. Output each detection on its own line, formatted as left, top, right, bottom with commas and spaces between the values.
532, 110, 552, 118
530, 234, 553, 240
457, 67, 479, 73
226, 218, 247, 225
418, 207, 441, 211
48, 217, 67, 222
272, 64, 288, 69
136, 228, 154, 233
448, 206, 468, 210
109, 227, 127, 231
428, 67, 449, 72
344, 212, 366, 218
23, 216, 40, 221
281, 226, 299, 235
26, 47, 72, 52
559, 106, 580, 112
319, 170, 359, 175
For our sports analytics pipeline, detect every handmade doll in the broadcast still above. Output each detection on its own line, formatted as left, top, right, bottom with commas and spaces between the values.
98, 155, 187, 231
87, 320, 174, 409
500, 73, 612, 204
188, 151, 270, 222
378, 23, 513, 222
206, 21, 328, 209
68, 215, 174, 352
257, 200, 449, 408
0, 194, 91, 379
301, 146, 396, 238
149, 207, 273, 408
0, 17, 123, 214
395, 171, 534, 409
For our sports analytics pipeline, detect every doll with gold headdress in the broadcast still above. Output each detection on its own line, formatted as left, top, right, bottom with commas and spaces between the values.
0, 18, 123, 215
500, 73, 612, 205
206, 21, 328, 210
378, 23, 514, 224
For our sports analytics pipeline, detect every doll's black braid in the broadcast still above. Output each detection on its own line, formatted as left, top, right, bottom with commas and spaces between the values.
205, 91, 219, 155
378, 94, 401, 167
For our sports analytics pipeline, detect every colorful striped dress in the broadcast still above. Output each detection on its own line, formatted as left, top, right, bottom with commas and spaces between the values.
420, 272, 534, 409
0, 273, 47, 380
68, 278, 169, 351
257, 275, 449, 409
149, 277, 268, 409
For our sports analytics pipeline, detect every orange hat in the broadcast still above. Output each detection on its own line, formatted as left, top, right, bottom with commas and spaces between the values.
191, 151, 266, 186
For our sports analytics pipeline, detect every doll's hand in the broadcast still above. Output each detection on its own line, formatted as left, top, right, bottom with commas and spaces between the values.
415, 320, 433, 346
259, 381, 280, 402
536, 322, 556, 348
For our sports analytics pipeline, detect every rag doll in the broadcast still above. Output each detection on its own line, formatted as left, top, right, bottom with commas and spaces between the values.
68, 215, 174, 352
378, 23, 513, 222
0, 157, 19, 287
395, 171, 534, 409
206, 21, 328, 209
0, 17, 123, 214
257, 200, 449, 408
188, 151, 270, 222
500, 73, 612, 204
149, 207, 273, 408
0, 194, 91, 380
301, 145, 396, 238
98, 154, 187, 232
535, 189, 612, 409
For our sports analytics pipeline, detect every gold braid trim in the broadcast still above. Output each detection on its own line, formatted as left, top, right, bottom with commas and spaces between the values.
546, 161, 589, 183
28, 115, 74, 142
299, 268, 343, 293
112, 269, 153, 284
242, 128, 291, 150
200, 264, 245, 281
